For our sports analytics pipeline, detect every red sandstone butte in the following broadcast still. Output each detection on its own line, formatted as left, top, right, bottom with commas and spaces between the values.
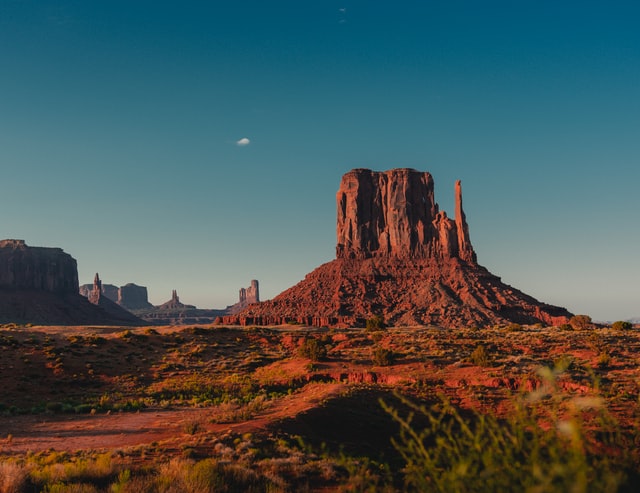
221, 168, 571, 328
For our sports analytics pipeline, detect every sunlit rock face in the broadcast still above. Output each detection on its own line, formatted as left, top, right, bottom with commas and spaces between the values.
336, 168, 475, 263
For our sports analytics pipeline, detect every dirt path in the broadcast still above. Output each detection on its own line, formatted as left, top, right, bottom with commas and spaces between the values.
0, 383, 346, 454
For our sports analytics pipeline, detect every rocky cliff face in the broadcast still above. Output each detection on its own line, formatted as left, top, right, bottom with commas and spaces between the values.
0, 239, 78, 293
221, 168, 571, 328
0, 241, 143, 325
336, 169, 476, 262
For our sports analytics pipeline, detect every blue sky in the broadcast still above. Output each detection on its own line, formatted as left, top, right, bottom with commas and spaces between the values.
1, 1, 638, 321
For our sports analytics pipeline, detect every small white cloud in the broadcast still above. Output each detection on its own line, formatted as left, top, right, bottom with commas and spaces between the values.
236, 137, 251, 146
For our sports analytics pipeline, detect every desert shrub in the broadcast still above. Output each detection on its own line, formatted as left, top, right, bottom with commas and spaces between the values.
570, 314, 593, 330
182, 419, 202, 435
611, 321, 632, 331
0, 461, 30, 493
597, 351, 612, 369
559, 323, 573, 331
372, 347, 395, 366
298, 338, 327, 361
381, 367, 630, 493
365, 315, 386, 331
505, 323, 522, 332
469, 344, 492, 367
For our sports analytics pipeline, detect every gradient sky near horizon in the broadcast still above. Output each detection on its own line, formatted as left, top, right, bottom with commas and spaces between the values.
1, 1, 638, 321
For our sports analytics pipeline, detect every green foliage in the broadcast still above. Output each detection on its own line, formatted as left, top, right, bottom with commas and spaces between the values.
298, 338, 328, 361
381, 367, 629, 493
570, 314, 593, 330
372, 347, 396, 366
366, 315, 386, 331
469, 344, 492, 367
612, 320, 632, 331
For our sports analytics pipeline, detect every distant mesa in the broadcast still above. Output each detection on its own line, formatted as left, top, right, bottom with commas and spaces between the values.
221, 168, 572, 328
0, 240, 143, 326
80, 280, 153, 311
86, 273, 146, 325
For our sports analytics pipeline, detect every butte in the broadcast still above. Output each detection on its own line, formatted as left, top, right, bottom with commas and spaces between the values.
221, 168, 572, 328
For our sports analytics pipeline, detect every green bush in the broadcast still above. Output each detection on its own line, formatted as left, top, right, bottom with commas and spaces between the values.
298, 338, 327, 361
469, 344, 492, 367
381, 367, 629, 493
372, 347, 395, 366
365, 315, 386, 331
611, 321, 632, 331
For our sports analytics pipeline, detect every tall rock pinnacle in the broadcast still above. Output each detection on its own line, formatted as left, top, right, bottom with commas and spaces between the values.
454, 180, 476, 263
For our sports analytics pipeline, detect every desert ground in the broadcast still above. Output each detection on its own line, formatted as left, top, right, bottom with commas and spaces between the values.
1, 322, 639, 491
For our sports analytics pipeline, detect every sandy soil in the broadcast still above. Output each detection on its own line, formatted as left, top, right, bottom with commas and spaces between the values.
0, 382, 345, 454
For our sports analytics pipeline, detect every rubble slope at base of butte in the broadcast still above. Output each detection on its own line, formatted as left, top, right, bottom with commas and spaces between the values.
0, 240, 144, 326
221, 168, 572, 328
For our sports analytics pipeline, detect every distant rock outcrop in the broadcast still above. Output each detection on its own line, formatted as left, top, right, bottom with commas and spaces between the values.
85, 274, 146, 325
137, 290, 225, 325
0, 240, 143, 325
118, 283, 153, 310
80, 283, 118, 301
80, 281, 153, 310
226, 280, 260, 315
220, 168, 572, 328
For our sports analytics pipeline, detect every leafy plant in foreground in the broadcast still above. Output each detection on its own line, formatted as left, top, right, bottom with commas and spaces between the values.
381, 364, 632, 493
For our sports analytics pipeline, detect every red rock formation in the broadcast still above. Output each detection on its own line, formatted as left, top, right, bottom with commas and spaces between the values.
335, 168, 476, 261
0, 239, 78, 293
0, 241, 144, 325
220, 168, 572, 328
86, 273, 146, 325
118, 283, 153, 310
226, 280, 260, 315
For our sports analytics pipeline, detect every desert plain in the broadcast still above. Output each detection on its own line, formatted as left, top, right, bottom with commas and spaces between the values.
1, 320, 639, 492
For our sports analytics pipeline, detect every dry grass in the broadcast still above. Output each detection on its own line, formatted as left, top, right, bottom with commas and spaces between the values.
2, 324, 640, 491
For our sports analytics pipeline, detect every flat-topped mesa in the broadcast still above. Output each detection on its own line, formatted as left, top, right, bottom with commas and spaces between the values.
0, 239, 79, 293
335, 168, 476, 262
